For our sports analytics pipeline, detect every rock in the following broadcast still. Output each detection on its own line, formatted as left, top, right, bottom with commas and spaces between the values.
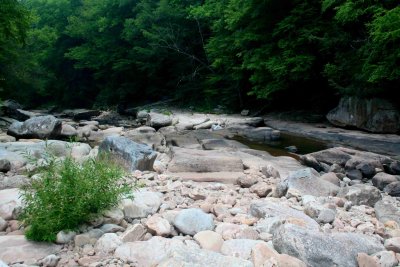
60, 124, 77, 138
356, 162, 376, 178
346, 169, 363, 180
56, 230, 76, 244
372, 172, 399, 190
39, 254, 60, 267
146, 112, 172, 129
0, 235, 61, 265
99, 224, 125, 233
221, 239, 266, 260
0, 217, 7, 231
306, 147, 353, 166
320, 172, 340, 186
99, 136, 157, 171
167, 147, 244, 173
94, 233, 122, 255
120, 224, 147, 242
260, 164, 281, 179
103, 207, 124, 225
238, 175, 258, 188
193, 230, 224, 252
251, 243, 307, 267
7, 115, 62, 139
158, 244, 253, 267
0, 159, 11, 173
374, 200, 400, 224
62, 109, 101, 121
373, 251, 398, 267
194, 121, 217, 130
124, 126, 164, 149
250, 182, 273, 197
385, 237, 400, 253
357, 253, 380, 267
122, 191, 161, 219
303, 200, 336, 224
389, 161, 400, 175
74, 234, 93, 247
299, 155, 323, 172
384, 182, 400, 197
338, 184, 381, 207
273, 224, 385, 267
276, 168, 339, 197
327, 97, 400, 133
251, 199, 319, 232
145, 215, 172, 236
0, 188, 21, 220
114, 236, 183, 267
173, 208, 215, 236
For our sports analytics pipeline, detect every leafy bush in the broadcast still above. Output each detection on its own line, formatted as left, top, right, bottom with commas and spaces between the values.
20, 155, 133, 242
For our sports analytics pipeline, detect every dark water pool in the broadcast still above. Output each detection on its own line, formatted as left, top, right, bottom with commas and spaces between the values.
232, 133, 329, 159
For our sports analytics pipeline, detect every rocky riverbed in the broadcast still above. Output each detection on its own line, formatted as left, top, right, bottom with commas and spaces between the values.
0, 106, 400, 267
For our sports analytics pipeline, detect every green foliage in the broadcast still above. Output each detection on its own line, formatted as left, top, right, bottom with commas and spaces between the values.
20, 154, 133, 242
1, 0, 399, 110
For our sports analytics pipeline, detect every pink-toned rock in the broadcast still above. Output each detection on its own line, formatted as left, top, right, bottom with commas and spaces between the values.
121, 224, 147, 242
145, 215, 172, 237
194, 230, 224, 252
357, 253, 380, 267
385, 237, 400, 253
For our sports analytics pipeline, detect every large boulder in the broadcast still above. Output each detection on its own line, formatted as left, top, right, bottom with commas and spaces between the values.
276, 168, 339, 197
99, 136, 156, 171
338, 184, 381, 207
8, 115, 62, 139
327, 97, 400, 133
159, 244, 253, 267
0, 100, 37, 121
167, 147, 243, 173
0, 235, 61, 265
273, 224, 385, 267
124, 126, 164, 149
146, 112, 172, 129
0, 188, 21, 220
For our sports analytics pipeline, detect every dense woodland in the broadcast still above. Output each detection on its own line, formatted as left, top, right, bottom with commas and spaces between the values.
0, 0, 399, 112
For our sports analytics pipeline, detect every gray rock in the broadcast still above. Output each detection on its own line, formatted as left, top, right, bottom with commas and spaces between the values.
251, 199, 319, 232
60, 124, 78, 138
384, 237, 400, 253
120, 224, 147, 242
100, 224, 125, 233
307, 147, 352, 166
0, 217, 7, 231
356, 162, 376, 178
338, 184, 381, 207
273, 224, 385, 267
200, 139, 248, 150
39, 254, 60, 267
300, 155, 323, 172
146, 112, 172, 129
122, 191, 162, 219
56, 230, 76, 244
94, 233, 122, 255
320, 172, 340, 186
173, 208, 215, 236
8, 115, 62, 139
327, 97, 400, 133
389, 161, 400, 175
276, 168, 339, 197
124, 126, 164, 150
384, 182, 400, 197
346, 169, 363, 180
0, 174, 29, 189
374, 200, 400, 224
0, 159, 11, 173
99, 136, 156, 171
372, 172, 399, 190
159, 244, 253, 267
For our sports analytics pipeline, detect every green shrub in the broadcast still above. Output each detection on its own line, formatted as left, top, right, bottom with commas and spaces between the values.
20, 155, 133, 242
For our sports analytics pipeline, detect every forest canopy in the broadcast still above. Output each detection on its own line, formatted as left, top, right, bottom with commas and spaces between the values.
0, 0, 399, 111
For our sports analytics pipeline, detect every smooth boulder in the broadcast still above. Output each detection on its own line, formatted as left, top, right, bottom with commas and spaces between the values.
273, 224, 385, 267
327, 97, 400, 133
146, 112, 172, 129
173, 208, 215, 235
8, 115, 62, 139
99, 136, 156, 171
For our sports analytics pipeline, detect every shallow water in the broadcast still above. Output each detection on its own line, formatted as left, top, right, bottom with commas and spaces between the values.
233, 133, 329, 159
